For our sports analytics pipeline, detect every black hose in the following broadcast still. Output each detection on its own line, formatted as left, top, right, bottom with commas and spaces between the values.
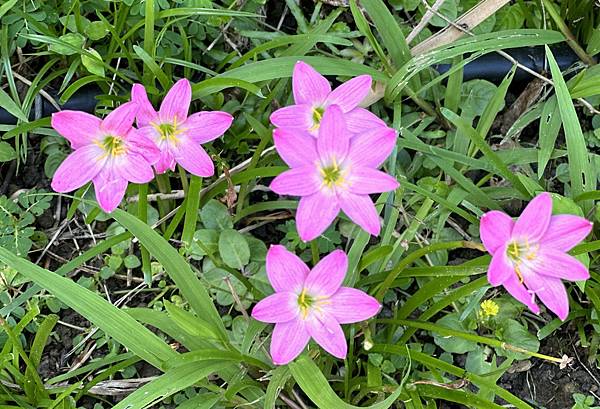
435, 43, 580, 82
0, 86, 102, 125
0, 43, 583, 125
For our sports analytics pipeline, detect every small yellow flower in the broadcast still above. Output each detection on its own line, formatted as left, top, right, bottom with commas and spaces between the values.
480, 299, 499, 317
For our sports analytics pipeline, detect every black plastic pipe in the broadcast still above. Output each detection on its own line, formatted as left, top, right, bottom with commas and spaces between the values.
0, 86, 102, 125
435, 43, 580, 82
0, 44, 582, 125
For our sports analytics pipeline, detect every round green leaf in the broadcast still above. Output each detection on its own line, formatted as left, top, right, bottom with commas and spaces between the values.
218, 229, 250, 269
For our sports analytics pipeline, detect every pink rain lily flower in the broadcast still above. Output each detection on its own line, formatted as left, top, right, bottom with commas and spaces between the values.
252, 245, 381, 365
270, 61, 386, 136
132, 79, 233, 176
270, 104, 399, 241
480, 192, 593, 320
51, 102, 160, 213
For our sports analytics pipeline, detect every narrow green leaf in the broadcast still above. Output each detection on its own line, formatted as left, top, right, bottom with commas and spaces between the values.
289, 355, 403, 409
0, 88, 27, 122
133, 45, 171, 90
111, 209, 228, 340
0, 247, 176, 369
113, 361, 229, 409
546, 45, 594, 211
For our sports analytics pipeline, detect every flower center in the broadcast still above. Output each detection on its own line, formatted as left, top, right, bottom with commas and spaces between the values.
506, 239, 538, 284
319, 158, 347, 189
101, 135, 127, 157
153, 118, 185, 144
298, 288, 314, 319
310, 107, 324, 131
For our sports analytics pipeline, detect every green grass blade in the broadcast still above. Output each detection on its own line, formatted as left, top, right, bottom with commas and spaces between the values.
546, 45, 595, 211
0, 247, 176, 369
113, 361, 229, 409
111, 209, 228, 341
289, 354, 403, 408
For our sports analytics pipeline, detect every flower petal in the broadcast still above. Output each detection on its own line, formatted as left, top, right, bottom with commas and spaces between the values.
480, 210, 514, 254
51, 145, 105, 193
101, 101, 138, 136
305, 249, 347, 297
92, 169, 128, 213
273, 128, 318, 167
159, 78, 191, 122
270, 167, 321, 196
183, 111, 233, 144
338, 192, 380, 236
344, 108, 387, 135
346, 127, 397, 168
296, 192, 340, 242
51, 111, 101, 149
348, 168, 399, 195
512, 192, 552, 242
127, 129, 161, 165
487, 243, 514, 286
306, 312, 347, 359
154, 150, 177, 174
293, 61, 331, 106
113, 153, 155, 183
173, 141, 214, 177
324, 75, 372, 112
317, 105, 349, 162
251, 292, 299, 323
540, 215, 593, 251
266, 245, 309, 293
502, 275, 540, 314
131, 83, 158, 127
326, 287, 381, 324
535, 277, 569, 320
531, 249, 590, 281
270, 319, 310, 365
270, 105, 314, 131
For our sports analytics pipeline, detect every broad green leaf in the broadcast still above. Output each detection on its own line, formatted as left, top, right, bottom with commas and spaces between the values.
218, 229, 250, 269
49, 33, 85, 55
433, 314, 479, 354
200, 200, 233, 230
81, 48, 105, 77
0, 141, 17, 162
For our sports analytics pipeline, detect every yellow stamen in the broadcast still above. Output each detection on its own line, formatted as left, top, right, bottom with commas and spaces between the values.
515, 264, 524, 284
151, 117, 186, 144
97, 135, 128, 158
319, 157, 349, 189
309, 107, 324, 132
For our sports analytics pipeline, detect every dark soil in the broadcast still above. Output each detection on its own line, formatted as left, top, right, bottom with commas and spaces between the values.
498, 329, 600, 409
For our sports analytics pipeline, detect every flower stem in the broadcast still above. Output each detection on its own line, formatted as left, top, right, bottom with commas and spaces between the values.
310, 240, 319, 266
137, 183, 152, 284
379, 318, 564, 364
181, 175, 202, 246
374, 240, 485, 301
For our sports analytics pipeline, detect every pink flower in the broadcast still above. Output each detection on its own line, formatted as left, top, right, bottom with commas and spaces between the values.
132, 79, 233, 176
270, 61, 386, 136
252, 245, 381, 365
270, 104, 399, 241
51, 102, 160, 213
480, 192, 593, 320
